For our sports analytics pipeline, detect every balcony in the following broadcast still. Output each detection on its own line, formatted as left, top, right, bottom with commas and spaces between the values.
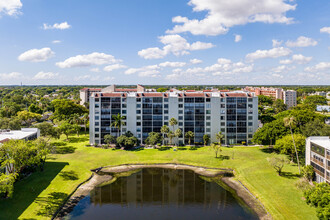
311, 158, 325, 167
314, 169, 325, 177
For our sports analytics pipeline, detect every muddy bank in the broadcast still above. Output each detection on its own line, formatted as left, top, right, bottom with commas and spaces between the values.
53, 163, 270, 220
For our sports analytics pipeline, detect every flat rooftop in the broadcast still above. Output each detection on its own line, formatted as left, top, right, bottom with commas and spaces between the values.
308, 136, 330, 149
0, 128, 39, 142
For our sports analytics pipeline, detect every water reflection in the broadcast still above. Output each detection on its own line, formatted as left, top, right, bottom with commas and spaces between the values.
68, 168, 258, 220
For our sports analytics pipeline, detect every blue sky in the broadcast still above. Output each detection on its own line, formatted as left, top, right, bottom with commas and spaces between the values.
0, 0, 329, 85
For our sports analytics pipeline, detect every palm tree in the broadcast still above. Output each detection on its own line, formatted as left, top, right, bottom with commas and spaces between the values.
161, 125, 170, 145
167, 131, 175, 146
174, 128, 182, 146
71, 113, 81, 136
82, 113, 89, 136
111, 113, 125, 137
169, 118, 178, 132
216, 131, 224, 146
283, 116, 301, 174
185, 131, 194, 146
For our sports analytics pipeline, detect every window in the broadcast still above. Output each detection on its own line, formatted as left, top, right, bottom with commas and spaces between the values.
164, 122, 168, 125
95, 116, 99, 120
95, 134, 99, 138
179, 98, 183, 102
221, 98, 224, 102
95, 103, 99, 108
248, 116, 253, 120
248, 134, 253, 138
206, 98, 210, 102
179, 110, 183, 114
136, 104, 141, 108
164, 104, 169, 108
137, 127, 141, 132
122, 104, 127, 108
248, 122, 253, 126
122, 98, 126, 102
179, 122, 183, 126
164, 109, 168, 114
221, 128, 225, 132
221, 122, 225, 126
179, 116, 183, 120
179, 104, 183, 108
206, 104, 211, 108
206, 116, 211, 120
206, 128, 211, 132
248, 98, 252, 102
137, 98, 141, 102
136, 116, 141, 120
220, 109, 225, 114
206, 110, 211, 114
95, 98, 99, 102
164, 116, 169, 120
248, 104, 253, 108
95, 128, 99, 132
122, 110, 126, 114
95, 122, 99, 126
136, 110, 141, 114
206, 122, 211, 126
221, 116, 225, 120
164, 98, 168, 102
137, 122, 141, 126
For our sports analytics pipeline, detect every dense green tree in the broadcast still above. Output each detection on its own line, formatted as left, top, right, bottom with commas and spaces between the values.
82, 113, 89, 135
116, 134, 138, 149
51, 99, 88, 121
258, 95, 274, 106
34, 122, 60, 142
104, 134, 116, 146
304, 95, 327, 106
304, 183, 330, 219
17, 111, 42, 127
267, 154, 289, 176
28, 104, 43, 114
274, 134, 306, 162
203, 134, 210, 146
273, 99, 287, 113
0, 173, 16, 198
301, 119, 330, 137
58, 121, 75, 140
302, 165, 314, 182
252, 119, 289, 145
0, 118, 21, 130
145, 132, 162, 146
185, 131, 194, 146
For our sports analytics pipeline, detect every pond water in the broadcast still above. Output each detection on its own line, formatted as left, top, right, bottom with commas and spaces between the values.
66, 168, 258, 220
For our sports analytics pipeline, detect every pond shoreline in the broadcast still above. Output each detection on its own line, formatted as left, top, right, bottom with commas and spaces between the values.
53, 163, 271, 220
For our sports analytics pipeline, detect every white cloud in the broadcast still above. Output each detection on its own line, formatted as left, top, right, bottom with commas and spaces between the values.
104, 76, 115, 81
43, 22, 71, 30
90, 68, 100, 72
103, 64, 127, 72
279, 54, 312, 65
0, 0, 22, 16
272, 39, 283, 47
234, 34, 242, 42
159, 61, 186, 68
0, 72, 22, 80
271, 73, 284, 79
125, 65, 160, 75
320, 27, 330, 35
272, 65, 296, 73
56, 52, 121, 68
190, 58, 203, 64
52, 40, 61, 44
245, 47, 291, 61
74, 74, 100, 81
138, 70, 160, 78
33, 71, 59, 80
286, 36, 318, 47
166, 0, 296, 36
18, 48, 55, 62
305, 62, 330, 72
138, 34, 214, 59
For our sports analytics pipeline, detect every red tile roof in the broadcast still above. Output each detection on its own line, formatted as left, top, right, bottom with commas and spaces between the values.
140, 93, 163, 97
184, 93, 205, 97
226, 93, 247, 97
115, 88, 137, 92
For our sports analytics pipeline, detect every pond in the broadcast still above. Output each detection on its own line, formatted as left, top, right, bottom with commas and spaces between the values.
66, 168, 258, 220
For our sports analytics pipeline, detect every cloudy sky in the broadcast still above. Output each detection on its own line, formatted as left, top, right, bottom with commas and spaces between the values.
0, 0, 329, 85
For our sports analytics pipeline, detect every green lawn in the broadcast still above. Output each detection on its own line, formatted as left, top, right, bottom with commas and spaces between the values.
0, 135, 317, 220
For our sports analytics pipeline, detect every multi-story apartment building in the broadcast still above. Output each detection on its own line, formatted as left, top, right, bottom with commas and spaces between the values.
244, 86, 297, 109
283, 90, 297, 109
89, 85, 259, 146
305, 136, 330, 183
80, 88, 102, 106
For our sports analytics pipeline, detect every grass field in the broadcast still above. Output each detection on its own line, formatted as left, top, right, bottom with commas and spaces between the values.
0, 135, 317, 220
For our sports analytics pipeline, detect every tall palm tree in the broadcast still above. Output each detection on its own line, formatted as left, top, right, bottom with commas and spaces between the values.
111, 113, 125, 137
283, 116, 301, 174
82, 113, 89, 136
167, 131, 175, 146
216, 131, 224, 146
169, 118, 178, 132
174, 128, 182, 146
161, 125, 170, 145
185, 131, 194, 146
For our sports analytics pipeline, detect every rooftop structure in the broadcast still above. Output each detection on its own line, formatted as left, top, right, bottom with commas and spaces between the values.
305, 136, 330, 183
0, 128, 40, 143
89, 85, 259, 146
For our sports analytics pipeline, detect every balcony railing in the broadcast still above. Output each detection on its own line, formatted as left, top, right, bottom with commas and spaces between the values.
312, 158, 325, 167
314, 169, 325, 177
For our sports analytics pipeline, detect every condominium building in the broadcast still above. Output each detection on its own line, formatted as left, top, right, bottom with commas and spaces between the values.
243, 86, 297, 109
89, 85, 259, 146
80, 88, 102, 106
283, 90, 297, 109
305, 137, 330, 183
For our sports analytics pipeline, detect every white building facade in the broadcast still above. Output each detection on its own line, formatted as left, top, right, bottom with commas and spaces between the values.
89, 87, 258, 146
305, 136, 330, 183
283, 90, 297, 109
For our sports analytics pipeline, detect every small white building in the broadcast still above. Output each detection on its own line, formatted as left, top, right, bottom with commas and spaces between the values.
305, 136, 330, 183
0, 128, 40, 143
